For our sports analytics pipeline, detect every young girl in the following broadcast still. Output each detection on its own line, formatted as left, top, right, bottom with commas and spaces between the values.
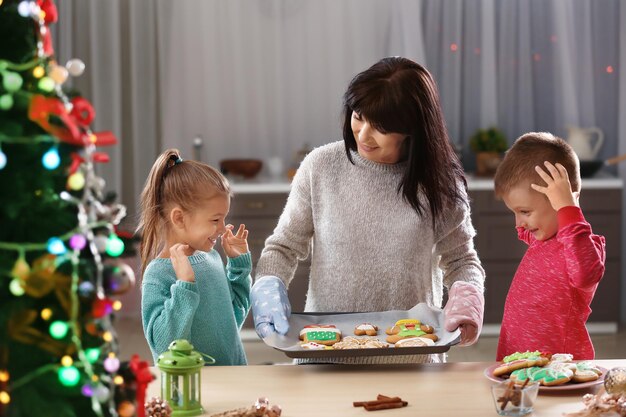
138, 149, 252, 365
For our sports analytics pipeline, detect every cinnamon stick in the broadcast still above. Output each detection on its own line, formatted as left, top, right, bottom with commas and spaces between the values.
364, 401, 405, 411
353, 397, 402, 407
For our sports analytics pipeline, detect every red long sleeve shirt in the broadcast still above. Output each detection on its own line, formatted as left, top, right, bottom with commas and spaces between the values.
496, 206, 606, 361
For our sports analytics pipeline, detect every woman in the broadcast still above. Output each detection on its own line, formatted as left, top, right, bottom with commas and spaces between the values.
251, 57, 485, 363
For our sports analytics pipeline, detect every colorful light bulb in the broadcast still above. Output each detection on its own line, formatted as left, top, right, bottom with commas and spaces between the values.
58, 366, 80, 387
81, 384, 94, 397
105, 234, 125, 257
85, 348, 100, 363
42, 147, 60, 170
69, 234, 87, 250
0, 147, 6, 169
47, 237, 66, 255
9, 279, 25, 296
67, 172, 85, 190
38, 77, 55, 92
49, 320, 69, 339
103, 356, 120, 373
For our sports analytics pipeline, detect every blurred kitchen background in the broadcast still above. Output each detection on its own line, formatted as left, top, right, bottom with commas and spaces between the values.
52, 0, 626, 361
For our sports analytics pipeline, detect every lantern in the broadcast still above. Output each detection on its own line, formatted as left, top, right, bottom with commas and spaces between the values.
156, 340, 214, 416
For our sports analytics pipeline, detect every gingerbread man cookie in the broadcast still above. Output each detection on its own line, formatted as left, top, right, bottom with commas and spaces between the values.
354, 323, 378, 336
385, 319, 438, 344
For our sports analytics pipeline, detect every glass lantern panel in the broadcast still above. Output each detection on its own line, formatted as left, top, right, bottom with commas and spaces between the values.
171, 374, 183, 406
190, 371, 198, 403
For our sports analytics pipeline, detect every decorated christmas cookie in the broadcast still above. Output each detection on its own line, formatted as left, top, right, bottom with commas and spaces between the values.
354, 323, 378, 336
492, 351, 551, 377
510, 366, 573, 386
299, 325, 341, 346
394, 337, 435, 348
385, 319, 438, 344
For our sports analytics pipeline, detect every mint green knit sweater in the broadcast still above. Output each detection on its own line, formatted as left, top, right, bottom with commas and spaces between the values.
141, 250, 251, 365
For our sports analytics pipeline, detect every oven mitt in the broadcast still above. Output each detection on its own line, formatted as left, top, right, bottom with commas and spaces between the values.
251, 276, 291, 339
443, 281, 484, 346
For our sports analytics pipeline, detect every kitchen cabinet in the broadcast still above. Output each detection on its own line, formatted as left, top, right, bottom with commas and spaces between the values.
225, 178, 622, 328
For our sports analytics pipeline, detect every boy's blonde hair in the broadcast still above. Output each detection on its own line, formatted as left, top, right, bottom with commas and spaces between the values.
494, 132, 581, 199
136, 148, 231, 272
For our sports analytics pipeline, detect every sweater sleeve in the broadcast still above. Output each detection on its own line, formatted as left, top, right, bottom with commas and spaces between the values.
434, 197, 485, 293
516, 226, 533, 245
141, 270, 200, 360
255, 155, 314, 286
225, 252, 253, 329
556, 206, 606, 290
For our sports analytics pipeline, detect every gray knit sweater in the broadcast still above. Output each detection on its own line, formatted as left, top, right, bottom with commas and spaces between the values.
257, 141, 485, 310
256, 142, 485, 364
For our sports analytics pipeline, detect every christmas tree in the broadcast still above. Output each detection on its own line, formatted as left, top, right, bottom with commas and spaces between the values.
0, 1, 152, 416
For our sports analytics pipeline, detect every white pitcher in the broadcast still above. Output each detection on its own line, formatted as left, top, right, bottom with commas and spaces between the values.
565, 125, 604, 161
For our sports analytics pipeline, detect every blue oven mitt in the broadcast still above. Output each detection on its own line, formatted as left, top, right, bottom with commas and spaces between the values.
251, 276, 291, 339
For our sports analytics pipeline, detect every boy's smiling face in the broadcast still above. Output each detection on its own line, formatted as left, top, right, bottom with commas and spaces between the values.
502, 185, 559, 241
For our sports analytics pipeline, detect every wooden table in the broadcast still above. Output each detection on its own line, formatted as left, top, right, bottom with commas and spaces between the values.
147, 360, 626, 416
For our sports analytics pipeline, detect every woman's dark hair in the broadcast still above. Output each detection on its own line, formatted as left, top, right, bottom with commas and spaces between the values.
342, 56, 467, 220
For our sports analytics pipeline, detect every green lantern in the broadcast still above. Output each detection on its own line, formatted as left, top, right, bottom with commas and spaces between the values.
156, 339, 214, 416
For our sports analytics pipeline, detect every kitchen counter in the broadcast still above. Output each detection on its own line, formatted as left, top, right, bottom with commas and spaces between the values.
147, 359, 626, 417
229, 176, 624, 193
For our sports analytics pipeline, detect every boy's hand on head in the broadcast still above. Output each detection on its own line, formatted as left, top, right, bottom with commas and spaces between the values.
531, 161, 578, 211
221, 224, 249, 258
170, 243, 195, 282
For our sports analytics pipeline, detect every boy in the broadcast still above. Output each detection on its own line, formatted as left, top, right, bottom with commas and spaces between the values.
494, 132, 606, 360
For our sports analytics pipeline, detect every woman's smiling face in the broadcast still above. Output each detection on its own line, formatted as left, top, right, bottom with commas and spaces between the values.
351, 111, 407, 164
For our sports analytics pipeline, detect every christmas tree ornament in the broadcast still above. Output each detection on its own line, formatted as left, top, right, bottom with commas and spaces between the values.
118, 400, 136, 417
605, 367, 626, 395
0, 94, 13, 110
103, 261, 135, 295
94, 234, 109, 253
48, 64, 68, 84
104, 355, 120, 373
37, 76, 55, 92
157, 340, 213, 417
66, 58, 85, 76
2, 71, 23, 92
11, 255, 30, 280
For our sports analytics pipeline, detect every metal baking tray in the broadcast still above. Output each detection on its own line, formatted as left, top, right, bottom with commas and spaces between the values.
261, 304, 461, 359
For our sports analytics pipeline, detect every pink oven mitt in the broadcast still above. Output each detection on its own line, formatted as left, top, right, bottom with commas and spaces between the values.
443, 281, 485, 346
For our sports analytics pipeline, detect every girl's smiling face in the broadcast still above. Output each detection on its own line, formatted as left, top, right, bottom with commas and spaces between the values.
175, 194, 230, 254
502, 185, 559, 241
351, 112, 408, 164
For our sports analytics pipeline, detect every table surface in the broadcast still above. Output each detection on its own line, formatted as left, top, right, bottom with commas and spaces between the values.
147, 359, 626, 417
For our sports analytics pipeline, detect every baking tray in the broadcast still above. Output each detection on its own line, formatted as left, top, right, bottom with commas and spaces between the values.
261, 303, 461, 359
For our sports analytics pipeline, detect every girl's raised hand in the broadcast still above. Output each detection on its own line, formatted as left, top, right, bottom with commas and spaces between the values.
221, 224, 249, 258
530, 161, 578, 211
170, 243, 195, 282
